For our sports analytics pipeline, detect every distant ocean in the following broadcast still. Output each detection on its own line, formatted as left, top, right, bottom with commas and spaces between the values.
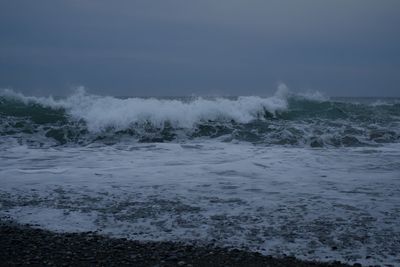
1, 87, 399, 266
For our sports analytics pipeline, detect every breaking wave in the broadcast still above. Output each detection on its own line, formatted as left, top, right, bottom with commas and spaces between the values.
1, 85, 399, 147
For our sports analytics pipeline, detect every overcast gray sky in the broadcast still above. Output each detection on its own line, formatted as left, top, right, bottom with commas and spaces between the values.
1, 0, 399, 96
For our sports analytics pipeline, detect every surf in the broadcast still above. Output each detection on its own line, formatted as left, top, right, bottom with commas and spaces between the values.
1, 85, 399, 147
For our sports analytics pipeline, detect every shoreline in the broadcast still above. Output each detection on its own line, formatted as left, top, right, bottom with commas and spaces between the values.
0, 220, 356, 267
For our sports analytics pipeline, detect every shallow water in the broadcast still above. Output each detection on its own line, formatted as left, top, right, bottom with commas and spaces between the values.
1, 141, 399, 266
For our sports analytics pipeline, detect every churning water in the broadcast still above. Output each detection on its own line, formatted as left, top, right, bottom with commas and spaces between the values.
1, 86, 399, 265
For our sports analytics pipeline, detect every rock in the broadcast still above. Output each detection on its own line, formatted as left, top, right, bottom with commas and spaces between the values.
177, 260, 186, 266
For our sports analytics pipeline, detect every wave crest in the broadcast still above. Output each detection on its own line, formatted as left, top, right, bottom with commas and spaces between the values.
1, 86, 290, 132
1, 86, 399, 147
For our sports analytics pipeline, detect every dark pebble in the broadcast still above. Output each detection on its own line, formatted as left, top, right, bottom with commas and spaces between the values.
0, 220, 355, 267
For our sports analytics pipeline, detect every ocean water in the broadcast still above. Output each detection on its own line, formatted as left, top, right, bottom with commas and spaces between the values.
0, 86, 399, 265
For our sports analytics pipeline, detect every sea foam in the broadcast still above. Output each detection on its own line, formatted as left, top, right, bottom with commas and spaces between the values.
1, 85, 291, 132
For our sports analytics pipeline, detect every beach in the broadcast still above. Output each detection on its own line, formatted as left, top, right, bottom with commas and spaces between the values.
1, 220, 355, 267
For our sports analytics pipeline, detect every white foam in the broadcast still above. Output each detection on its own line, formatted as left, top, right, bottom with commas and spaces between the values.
0, 88, 63, 108
370, 99, 399, 106
4, 207, 98, 233
17, 168, 68, 174
1, 86, 289, 132
297, 90, 329, 102
1, 142, 400, 266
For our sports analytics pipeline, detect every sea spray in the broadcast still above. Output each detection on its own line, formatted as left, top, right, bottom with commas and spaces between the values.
1, 86, 399, 147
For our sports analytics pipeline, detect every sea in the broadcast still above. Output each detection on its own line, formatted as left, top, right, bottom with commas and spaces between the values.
1, 86, 399, 266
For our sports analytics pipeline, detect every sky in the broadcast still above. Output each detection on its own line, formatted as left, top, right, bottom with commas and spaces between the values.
0, 0, 399, 97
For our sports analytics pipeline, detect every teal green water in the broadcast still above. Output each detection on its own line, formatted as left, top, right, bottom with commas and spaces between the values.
0, 95, 399, 147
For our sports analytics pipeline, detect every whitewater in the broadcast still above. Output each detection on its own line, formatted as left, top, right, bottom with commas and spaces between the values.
1, 86, 399, 266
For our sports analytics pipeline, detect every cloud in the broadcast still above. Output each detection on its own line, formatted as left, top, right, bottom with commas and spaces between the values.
0, 0, 399, 96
